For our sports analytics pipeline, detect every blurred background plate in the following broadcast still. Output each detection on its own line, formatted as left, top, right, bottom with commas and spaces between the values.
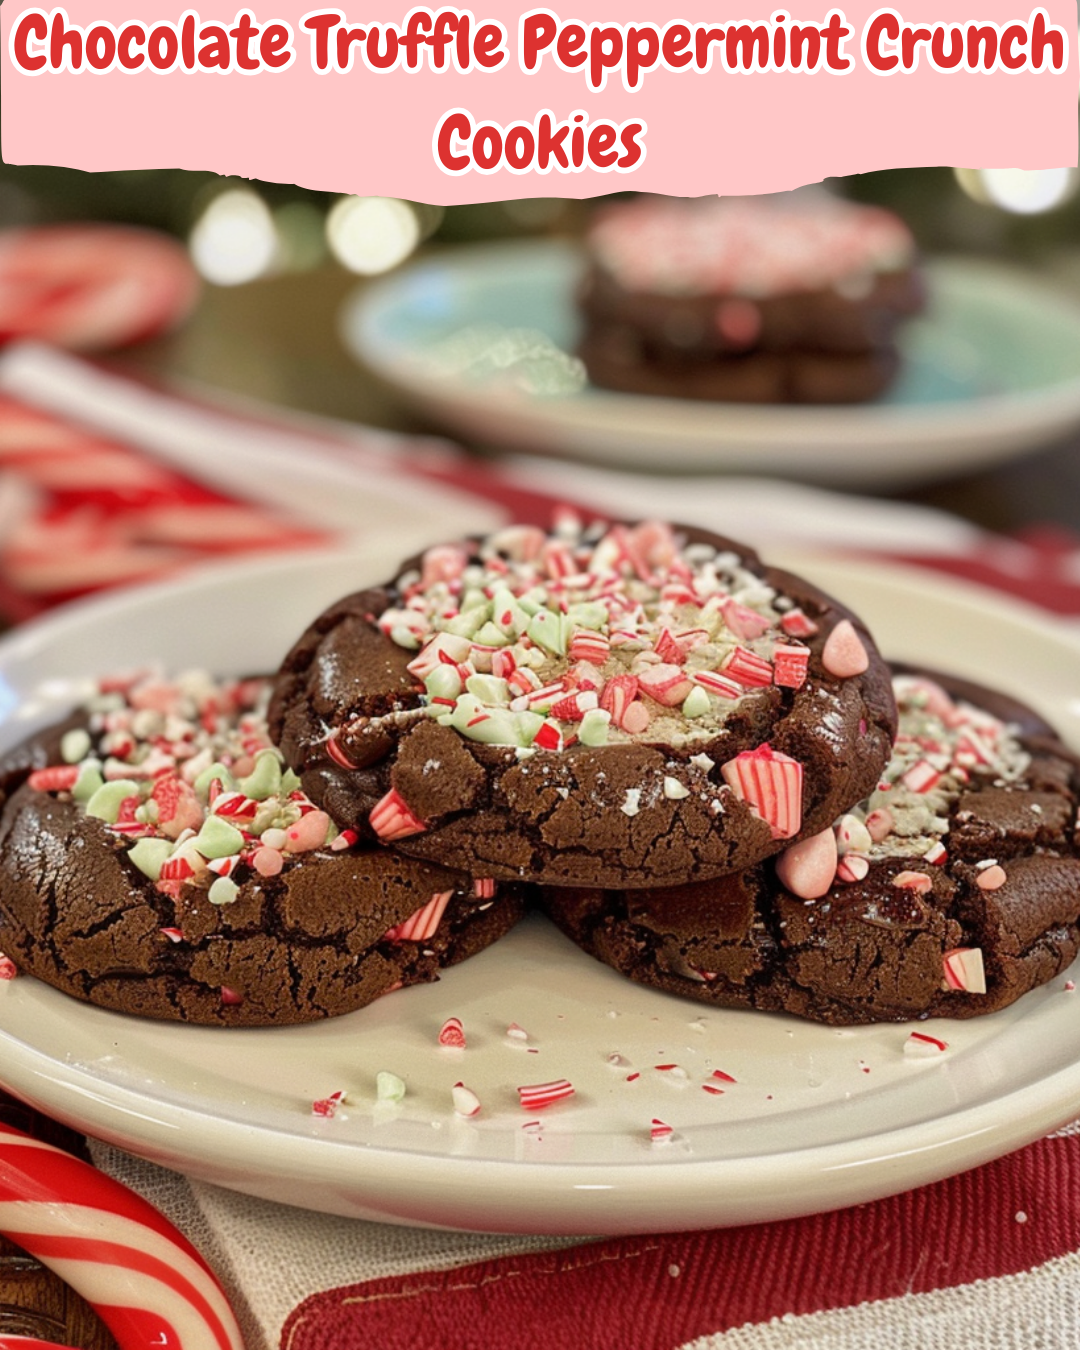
343, 241, 1080, 489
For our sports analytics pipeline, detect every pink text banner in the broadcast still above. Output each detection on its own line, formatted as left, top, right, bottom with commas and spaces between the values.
2, 3, 1077, 202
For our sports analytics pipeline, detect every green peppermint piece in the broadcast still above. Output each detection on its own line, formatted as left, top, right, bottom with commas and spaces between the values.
280, 768, 302, 795
135, 800, 160, 825
60, 728, 92, 764
239, 749, 283, 802
440, 608, 489, 640
194, 761, 237, 802
449, 695, 522, 747
85, 779, 141, 824
127, 837, 174, 882
579, 707, 612, 746
471, 621, 512, 649
682, 686, 712, 719
465, 674, 511, 706
566, 601, 608, 632
71, 759, 105, 803
376, 1070, 406, 1103
208, 875, 241, 906
514, 710, 545, 745
490, 588, 529, 638
425, 665, 463, 701
460, 587, 492, 614
527, 609, 566, 657
191, 815, 245, 860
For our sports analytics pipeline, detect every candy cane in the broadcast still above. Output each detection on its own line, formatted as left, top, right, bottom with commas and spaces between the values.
0, 1123, 244, 1350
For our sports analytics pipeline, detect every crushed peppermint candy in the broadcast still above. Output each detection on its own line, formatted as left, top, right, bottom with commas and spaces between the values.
0, 955, 17, 980
831, 675, 1032, 875
451, 1082, 482, 1117
311, 1090, 346, 1118
904, 1031, 949, 1056
21, 672, 386, 936
517, 1078, 575, 1110
370, 520, 827, 766
438, 1016, 467, 1049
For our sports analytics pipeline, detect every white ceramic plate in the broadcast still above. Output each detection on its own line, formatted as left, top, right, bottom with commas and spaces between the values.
342, 242, 1080, 489
1, 549, 1080, 1235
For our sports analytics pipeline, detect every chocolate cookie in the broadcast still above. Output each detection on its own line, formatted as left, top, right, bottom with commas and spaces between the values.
541, 671, 1080, 1025
577, 193, 923, 405
0, 673, 524, 1026
270, 519, 896, 889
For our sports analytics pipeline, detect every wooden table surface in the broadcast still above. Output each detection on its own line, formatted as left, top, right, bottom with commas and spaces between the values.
5, 245, 1080, 1347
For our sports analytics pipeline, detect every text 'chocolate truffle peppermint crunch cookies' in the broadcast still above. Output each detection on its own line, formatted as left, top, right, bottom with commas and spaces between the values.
0, 672, 524, 1025
270, 519, 897, 888
541, 671, 1080, 1025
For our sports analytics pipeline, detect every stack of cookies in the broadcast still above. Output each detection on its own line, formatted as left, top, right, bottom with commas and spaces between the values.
3, 518, 1080, 1028
576, 194, 926, 404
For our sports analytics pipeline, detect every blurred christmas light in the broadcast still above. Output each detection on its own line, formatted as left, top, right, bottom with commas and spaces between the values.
188, 188, 278, 285
954, 166, 1077, 215
326, 196, 420, 274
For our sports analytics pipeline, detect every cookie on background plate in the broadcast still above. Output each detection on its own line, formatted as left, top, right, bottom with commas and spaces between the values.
270, 518, 897, 889
0, 673, 524, 1026
541, 670, 1080, 1025
577, 193, 924, 404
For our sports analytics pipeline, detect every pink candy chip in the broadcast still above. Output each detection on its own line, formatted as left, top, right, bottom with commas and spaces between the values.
976, 864, 1007, 891
283, 809, 331, 853
821, 619, 869, 678
892, 870, 933, 894
775, 827, 838, 899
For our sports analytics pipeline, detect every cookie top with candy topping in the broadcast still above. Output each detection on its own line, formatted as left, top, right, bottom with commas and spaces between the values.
270, 519, 897, 889
587, 194, 917, 300
542, 669, 1080, 1025
0, 671, 524, 1024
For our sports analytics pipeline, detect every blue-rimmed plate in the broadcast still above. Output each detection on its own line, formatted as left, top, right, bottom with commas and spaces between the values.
342, 242, 1080, 489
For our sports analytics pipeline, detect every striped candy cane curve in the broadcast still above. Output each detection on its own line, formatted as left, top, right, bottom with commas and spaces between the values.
0, 1122, 244, 1350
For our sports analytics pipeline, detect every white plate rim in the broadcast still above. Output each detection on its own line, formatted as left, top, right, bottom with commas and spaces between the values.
1, 550, 1080, 1233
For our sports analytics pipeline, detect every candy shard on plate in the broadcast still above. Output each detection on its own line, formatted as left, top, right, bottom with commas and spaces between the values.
438, 1016, 467, 1049
451, 1082, 481, 1117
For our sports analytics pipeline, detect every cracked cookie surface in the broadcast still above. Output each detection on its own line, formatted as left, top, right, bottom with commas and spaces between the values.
269, 520, 896, 888
541, 670, 1080, 1024
0, 674, 524, 1025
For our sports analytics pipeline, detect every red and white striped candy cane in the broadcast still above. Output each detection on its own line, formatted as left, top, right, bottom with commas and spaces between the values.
0, 1122, 244, 1350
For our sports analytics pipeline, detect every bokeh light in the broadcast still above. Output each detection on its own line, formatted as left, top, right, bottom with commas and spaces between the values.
954, 166, 1078, 215
188, 188, 278, 286
325, 196, 421, 275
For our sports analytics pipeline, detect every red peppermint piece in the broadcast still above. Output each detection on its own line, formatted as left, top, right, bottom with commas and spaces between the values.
653, 627, 687, 666
902, 760, 942, 794
312, 1090, 346, 1118
517, 1078, 575, 1110
780, 608, 819, 638
650, 1118, 674, 1143
942, 947, 986, 994
692, 670, 742, 700
220, 986, 244, 1006
711, 1070, 737, 1083
836, 853, 870, 884
720, 744, 803, 839
151, 774, 203, 839
905, 1031, 949, 1055
159, 927, 184, 944
720, 599, 772, 641
438, 1016, 467, 1049
568, 629, 610, 664
532, 720, 563, 751
637, 663, 693, 707
721, 646, 774, 688
772, 644, 809, 690
325, 734, 359, 770
0, 955, 17, 980
27, 765, 79, 793
473, 877, 496, 899
384, 889, 453, 942
370, 788, 427, 841
924, 840, 948, 866
158, 854, 196, 882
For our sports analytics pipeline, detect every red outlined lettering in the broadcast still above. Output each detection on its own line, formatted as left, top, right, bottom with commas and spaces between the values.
300, 7, 506, 73
862, 7, 1068, 73
433, 106, 648, 175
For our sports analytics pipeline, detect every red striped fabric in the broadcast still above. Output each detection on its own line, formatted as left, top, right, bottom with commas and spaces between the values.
283, 1134, 1080, 1349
